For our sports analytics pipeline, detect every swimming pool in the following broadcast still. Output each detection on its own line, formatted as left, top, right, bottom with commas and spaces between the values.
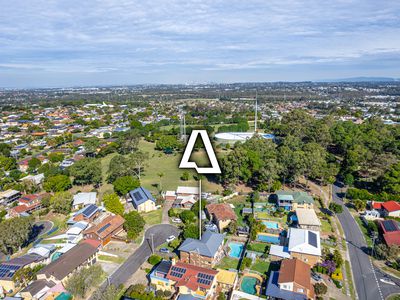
228, 242, 244, 258
257, 234, 280, 244
262, 221, 279, 229
55, 292, 72, 300
241, 276, 260, 295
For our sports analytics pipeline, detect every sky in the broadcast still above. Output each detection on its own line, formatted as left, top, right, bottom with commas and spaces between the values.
0, 0, 399, 88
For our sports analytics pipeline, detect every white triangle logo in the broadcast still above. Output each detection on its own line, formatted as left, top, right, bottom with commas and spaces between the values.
179, 130, 221, 174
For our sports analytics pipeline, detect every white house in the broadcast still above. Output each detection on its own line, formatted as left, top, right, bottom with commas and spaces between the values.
288, 228, 321, 266
72, 192, 97, 209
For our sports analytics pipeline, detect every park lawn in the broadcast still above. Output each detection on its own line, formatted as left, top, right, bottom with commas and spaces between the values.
141, 209, 162, 226
137, 139, 222, 193
321, 219, 333, 233
250, 259, 270, 275
216, 257, 240, 270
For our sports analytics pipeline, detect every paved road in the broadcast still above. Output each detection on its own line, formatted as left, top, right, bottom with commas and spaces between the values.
332, 182, 400, 300
92, 224, 179, 296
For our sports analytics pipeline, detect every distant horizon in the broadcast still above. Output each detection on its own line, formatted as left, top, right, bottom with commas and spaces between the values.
1, 1, 399, 88
0, 76, 399, 90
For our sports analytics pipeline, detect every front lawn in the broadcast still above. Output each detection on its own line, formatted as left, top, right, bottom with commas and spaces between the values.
247, 242, 268, 253
142, 209, 162, 226
216, 257, 240, 270
321, 218, 333, 233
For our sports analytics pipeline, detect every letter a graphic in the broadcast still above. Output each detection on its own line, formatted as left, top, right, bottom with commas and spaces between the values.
179, 130, 221, 174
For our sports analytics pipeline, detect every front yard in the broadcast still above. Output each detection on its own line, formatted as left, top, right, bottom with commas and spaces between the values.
217, 257, 240, 270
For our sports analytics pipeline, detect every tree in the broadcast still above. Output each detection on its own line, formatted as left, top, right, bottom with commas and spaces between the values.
332, 249, 343, 268
43, 174, 72, 192
314, 283, 327, 295
113, 176, 140, 196
108, 152, 148, 182
148, 254, 162, 265
48, 152, 64, 163
51, 191, 73, 214
84, 137, 101, 155
380, 162, 400, 194
180, 210, 196, 224
191, 199, 206, 217
103, 193, 124, 216
183, 224, 199, 239
117, 129, 140, 154
157, 172, 164, 190
0, 155, 16, 171
66, 265, 104, 298
28, 157, 41, 171
70, 158, 102, 185
181, 171, 190, 181
240, 257, 252, 271
155, 135, 181, 151
353, 199, 366, 212
124, 211, 145, 240
217, 292, 227, 300
14, 264, 44, 288
92, 284, 122, 300
329, 202, 343, 214
343, 173, 354, 186
0, 217, 33, 254
0, 143, 11, 157
227, 221, 237, 234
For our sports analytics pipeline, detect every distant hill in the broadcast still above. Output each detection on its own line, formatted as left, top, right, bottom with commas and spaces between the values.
319, 77, 399, 82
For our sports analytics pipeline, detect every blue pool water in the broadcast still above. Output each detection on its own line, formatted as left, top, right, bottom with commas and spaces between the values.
257, 234, 280, 244
228, 242, 244, 258
262, 221, 279, 229
241, 276, 259, 295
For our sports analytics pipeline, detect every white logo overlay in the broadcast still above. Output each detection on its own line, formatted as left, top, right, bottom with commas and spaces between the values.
179, 130, 221, 174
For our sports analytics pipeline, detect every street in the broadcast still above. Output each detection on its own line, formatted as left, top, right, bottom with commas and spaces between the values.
90, 224, 179, 298
332, 182, 400, 300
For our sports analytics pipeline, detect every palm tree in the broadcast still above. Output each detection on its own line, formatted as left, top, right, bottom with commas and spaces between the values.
157, 172, 164, 191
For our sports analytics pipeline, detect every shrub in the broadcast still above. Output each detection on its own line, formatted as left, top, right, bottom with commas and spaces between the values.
314, 282, 327, 295
148, 255, 162, 266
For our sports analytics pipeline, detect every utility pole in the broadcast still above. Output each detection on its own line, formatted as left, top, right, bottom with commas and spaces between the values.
199, 178, 202, 239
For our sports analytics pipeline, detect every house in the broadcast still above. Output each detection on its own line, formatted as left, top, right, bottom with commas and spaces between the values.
83, 214, 125, 246
19, 174, 45, 186
166, 261, 218, 299
269, 245, 291, 261
216, 269, 238, 293
128, 187, 156, 213
8, 194, 45, 218
378, 220, 400, 247
265, 258, 315, 300
0, 189, 21, 206
381, 201, 400, 217
362, 209, 382, 220
66, 221, 89, 243
36, 240, 100, 284
20, 279, 56, 300
0, 254, 46, 293
295, 209, 321, 231
206, 203, 237, 232
288, 228, 321, 266
72, 192, 97, 209
150, 260, 172, 291
68, 204, 101, 225
178, 231, 225, 268
275, 191, 314, 211
173, 186, 199, 209
164, 190, 177, 201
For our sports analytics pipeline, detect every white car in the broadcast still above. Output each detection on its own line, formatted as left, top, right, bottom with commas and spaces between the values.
380, 277, 396, 286
166, 235, 176, 243
172, 218, 182, 223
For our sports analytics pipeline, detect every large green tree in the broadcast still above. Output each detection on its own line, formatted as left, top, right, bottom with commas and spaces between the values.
113, 176, 140, 196
43, 174, 72, 192
70, 158, 102, 185
51, 191, 73, 214
103, 193, 124, 216
0, 217, 33, 254
123, 211, 145, 240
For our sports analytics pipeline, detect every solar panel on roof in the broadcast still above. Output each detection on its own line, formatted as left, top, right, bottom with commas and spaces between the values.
0, 264, 21, 278
383, 220, 398, 232
171, 266, 186, 274
97, 223, 111, 234
83, 205, 97, 217
308, 231, 318, 248
133, 191, 143, 201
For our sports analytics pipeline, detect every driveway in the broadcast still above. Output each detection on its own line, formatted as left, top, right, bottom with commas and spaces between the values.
162, 199, 174, 224
90, 224, 179, 297
332, 182, 400, 300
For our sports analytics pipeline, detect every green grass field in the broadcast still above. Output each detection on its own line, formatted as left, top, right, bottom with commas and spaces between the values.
250, 259, 270, 274
216, 257, 240, 270
321, 218, 333, 233
141, 209, 162, 226
137, 139, 223, 193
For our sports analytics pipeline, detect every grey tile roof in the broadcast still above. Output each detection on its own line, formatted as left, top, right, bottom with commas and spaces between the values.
178, 231, 224, 257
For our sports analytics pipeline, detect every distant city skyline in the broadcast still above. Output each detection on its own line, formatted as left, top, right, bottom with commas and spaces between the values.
0, 0, 399, 88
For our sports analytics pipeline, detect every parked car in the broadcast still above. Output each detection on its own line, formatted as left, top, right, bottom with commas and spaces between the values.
311, 273, 323, 282
166, 235, 176, 243
159, 248, 170, 254
172, 218, 182, 223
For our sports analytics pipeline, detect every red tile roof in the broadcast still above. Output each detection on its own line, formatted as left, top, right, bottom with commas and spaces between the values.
372, 202, 384, 210
83, 239, 102, 249
166, 261, 218, 291
206, 203, 237, 222
383, 232, 400, 246
83, 215, 125, 239
382, 201, 400, 213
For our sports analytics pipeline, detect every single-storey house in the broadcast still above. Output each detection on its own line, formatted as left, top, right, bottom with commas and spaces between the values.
83, 214, 125, 246
72, 192, 97, 210
288, 228, 321, 266
295, 209, 321, 231
128, 187, 156, 213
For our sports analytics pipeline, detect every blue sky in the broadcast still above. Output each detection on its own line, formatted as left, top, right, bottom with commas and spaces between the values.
0, 0, 399, 87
